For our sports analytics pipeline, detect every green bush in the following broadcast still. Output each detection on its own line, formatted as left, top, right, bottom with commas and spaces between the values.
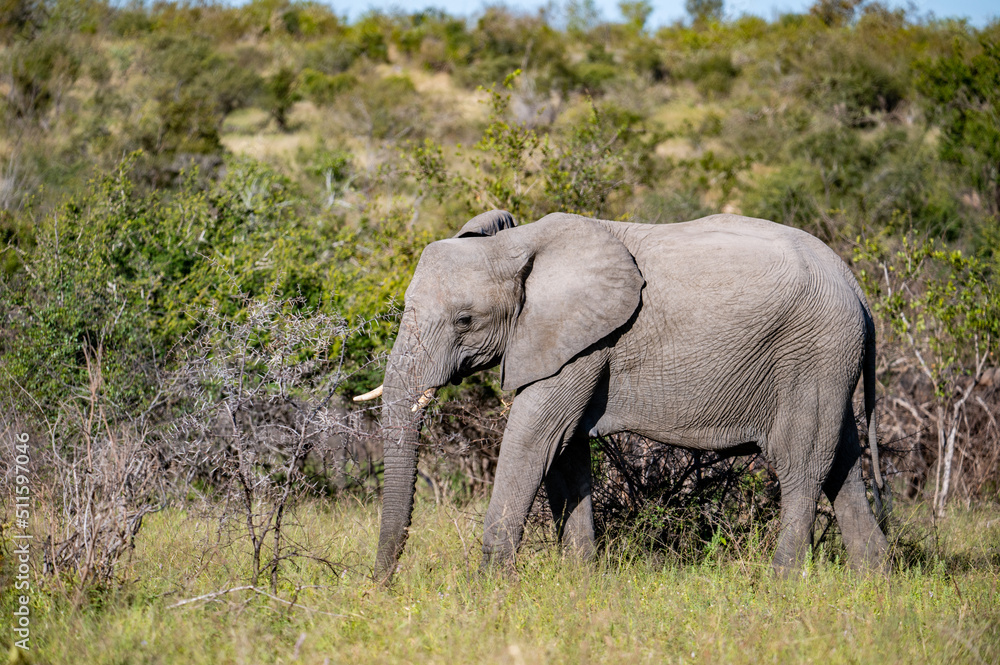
299, 68, 356, 106
297, 144, 354, 207
0, 0, 45, 42
109, 7, 154, 36
802, 45, 907, 126
795, 126, 881, 197
917, 35, 1000, 215
794, 126, 969, 238
264, 66, 300, 131
542, 102, 656, 216
623, 37, 669, 81
862, 145, 967, 239
855, 232, 1000, 514
1, 159, 166, 415
683, 52, 739, 98
393, 9, 472, 72
0, 155, 336, 416
302, 36, 362, 75
344, 74, 419, 140
565, 45, 619, 94
742, 165, 820, 232
453, 7, 565, 90
132, 34, 262, 159
351, 13, 390, 62
406, 72, 660, 221
2, 33, 81, 124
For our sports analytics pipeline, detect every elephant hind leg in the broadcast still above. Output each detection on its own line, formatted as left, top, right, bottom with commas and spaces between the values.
823, 406, 889, 573
772, 483, 821, 577
769, 404, 836, 577
544, 435, 595, 559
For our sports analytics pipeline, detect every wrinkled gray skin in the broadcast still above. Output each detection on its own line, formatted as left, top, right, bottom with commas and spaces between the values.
375, 210, 889, 582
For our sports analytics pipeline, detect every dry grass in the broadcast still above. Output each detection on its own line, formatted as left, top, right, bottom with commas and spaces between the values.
5, 497, 998, 665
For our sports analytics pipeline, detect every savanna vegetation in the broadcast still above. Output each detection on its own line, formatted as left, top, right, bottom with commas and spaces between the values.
0, 1, 998, 663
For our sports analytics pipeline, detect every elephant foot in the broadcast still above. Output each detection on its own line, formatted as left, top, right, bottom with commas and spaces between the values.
771, 502, 819, 578
846, 532, 891, 576
561, 532, 596, 562
771, 551, 809, 579
480, 547, 518, 577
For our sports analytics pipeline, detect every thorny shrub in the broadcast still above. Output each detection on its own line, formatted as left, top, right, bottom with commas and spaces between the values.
165, 270, 385, 591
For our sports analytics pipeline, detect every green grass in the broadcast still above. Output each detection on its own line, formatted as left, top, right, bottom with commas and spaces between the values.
8, 499, 1000, 664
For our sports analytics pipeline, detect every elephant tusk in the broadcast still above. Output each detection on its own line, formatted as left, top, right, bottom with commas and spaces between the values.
411, 388, 436, 412
353, 384, 384, 402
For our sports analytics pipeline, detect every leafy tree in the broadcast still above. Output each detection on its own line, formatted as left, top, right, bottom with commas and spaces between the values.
917, 36, 1000, 215
265, 66, 300, 132
408, 71, 656, 221
619, 1, 653, 33
542, 102, 653, 216
0, 154, 334, 416
136, 34, 261, 159
2, 33, 81, 126
856, 233, 999, 515
299, 68, 356, 106
809, 0, 863, 27
685, 0, 723, 26
566, 0, 602, 35
341, 74, 419, 140
0, 0, 45, 42
683, 52, 739, 98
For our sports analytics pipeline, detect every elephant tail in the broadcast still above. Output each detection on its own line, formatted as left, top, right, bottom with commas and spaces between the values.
863, 319, 891, 528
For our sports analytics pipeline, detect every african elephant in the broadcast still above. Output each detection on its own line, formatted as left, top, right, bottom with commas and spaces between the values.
356, 210, 890, 582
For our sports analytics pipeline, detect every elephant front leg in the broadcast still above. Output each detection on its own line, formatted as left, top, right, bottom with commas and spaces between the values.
481, 436, 550, 571
481, 360, 603, 571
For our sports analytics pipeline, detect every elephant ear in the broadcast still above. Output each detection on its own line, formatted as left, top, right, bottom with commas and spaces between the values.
502, 214, 644, 392
455, 210, 517, 238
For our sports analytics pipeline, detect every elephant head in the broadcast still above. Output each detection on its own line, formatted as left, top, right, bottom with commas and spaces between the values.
362, 210, 644, 582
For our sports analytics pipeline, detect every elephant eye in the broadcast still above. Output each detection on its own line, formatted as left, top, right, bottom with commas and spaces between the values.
455, 314, 473, 329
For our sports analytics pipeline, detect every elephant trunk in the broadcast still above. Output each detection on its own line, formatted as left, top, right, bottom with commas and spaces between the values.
374, 334, 431, 583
